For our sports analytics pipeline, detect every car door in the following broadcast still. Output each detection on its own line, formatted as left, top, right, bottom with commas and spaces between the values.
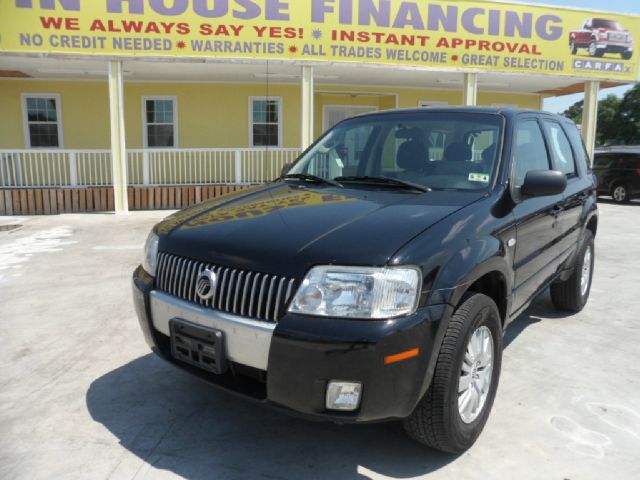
541, 120, 593, 260
620, 154, 640, 197
593, 153, 615, 194
510, 117, 566, 312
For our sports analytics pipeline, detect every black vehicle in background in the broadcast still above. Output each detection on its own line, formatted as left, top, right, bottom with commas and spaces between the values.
593, 149, 640, 203
133, 108, 598, 453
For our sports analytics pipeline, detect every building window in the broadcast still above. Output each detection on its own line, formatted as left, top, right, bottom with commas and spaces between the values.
323, 105, 378, 131
143, 97, 177, 148
250, 97, 282, 147
23, 94, 63, 148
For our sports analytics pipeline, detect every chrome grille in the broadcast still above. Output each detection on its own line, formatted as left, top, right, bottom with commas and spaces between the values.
608, 32, 627, 42
156, 252, 297, 322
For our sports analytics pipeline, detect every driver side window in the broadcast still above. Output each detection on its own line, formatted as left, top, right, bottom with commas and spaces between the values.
513, 120, 551, 188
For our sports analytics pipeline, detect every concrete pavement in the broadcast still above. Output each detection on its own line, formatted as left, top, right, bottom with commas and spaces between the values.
1, 201, 639, 480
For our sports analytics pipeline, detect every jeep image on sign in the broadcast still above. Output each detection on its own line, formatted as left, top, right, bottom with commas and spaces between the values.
570, 18, 634, 59
132, 108, 598, 453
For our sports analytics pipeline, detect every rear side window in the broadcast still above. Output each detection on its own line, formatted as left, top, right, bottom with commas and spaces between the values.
564, 123, 591, 172
513, 120, 551, 187
621, 155, 640, 169
543, 121, 576, 176
594, 154, 616, 168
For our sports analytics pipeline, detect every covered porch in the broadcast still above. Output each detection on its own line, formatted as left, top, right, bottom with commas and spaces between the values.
0, 55, 622, 214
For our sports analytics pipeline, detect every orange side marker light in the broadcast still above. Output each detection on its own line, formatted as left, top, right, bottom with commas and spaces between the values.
384, 348, 420, 365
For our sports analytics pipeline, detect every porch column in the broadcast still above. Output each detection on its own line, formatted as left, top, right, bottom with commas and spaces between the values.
108, 60, 129, 214
462, 73, 478, 106
301, 65, 314, 150
581, 80, 600, 162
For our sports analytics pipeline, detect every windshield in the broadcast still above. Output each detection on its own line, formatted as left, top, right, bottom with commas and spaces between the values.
592, 19, 623, 30
288, 112, 503, 191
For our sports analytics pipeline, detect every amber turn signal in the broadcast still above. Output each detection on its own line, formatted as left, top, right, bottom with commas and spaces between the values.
384, 348, 420, 365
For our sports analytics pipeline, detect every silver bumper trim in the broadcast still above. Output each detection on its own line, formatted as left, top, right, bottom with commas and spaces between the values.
150, 290, 275, 371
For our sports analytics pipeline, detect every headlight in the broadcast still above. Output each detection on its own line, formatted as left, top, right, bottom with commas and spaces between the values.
289, 266, 421, 319
142, 231, 159, 276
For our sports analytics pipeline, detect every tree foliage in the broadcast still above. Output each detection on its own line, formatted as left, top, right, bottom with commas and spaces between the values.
561, 83, 640, 146
615, 84, 640, 145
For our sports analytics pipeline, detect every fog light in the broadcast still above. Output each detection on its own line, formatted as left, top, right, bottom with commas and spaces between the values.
326, 381, 362, 411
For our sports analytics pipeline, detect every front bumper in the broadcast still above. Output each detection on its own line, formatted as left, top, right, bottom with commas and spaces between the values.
596, 42, 632, 53
132, 266, 450, 423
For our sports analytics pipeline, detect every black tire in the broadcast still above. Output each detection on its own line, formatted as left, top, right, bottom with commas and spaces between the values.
611, 183, 630, 203
403, 293, 502, 454
570, 40, 577, 55
589, 40, 604, 57
621, 51, 633, 60
550, 230, 595, 312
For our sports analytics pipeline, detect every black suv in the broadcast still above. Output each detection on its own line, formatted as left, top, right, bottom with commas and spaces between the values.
593, 149, 640, 203
133, 108, 597, 453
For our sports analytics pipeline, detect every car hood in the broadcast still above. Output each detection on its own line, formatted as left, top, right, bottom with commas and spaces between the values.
156, 182, 484, 278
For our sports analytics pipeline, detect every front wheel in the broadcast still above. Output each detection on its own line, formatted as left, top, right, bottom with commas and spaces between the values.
621, 50, 633, 60
589, 41, 604, 57
570, 40, 577, 55
403, 293, 502, 453
550, 230, 595, 312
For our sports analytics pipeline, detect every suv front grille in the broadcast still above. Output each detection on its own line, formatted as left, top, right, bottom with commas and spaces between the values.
156, 252, 298, 322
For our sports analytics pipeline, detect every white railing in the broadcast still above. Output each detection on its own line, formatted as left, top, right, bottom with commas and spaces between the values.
0, 148, 301, 188
0, 150, 112, 188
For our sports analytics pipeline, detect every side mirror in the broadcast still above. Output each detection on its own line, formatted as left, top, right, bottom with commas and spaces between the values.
281, 162, 293, 176
520, 170, 567, 197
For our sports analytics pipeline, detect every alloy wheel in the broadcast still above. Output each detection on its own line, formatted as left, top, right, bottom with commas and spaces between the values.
458, 326, 494, 424
581, 246, 593, 297
613, 185, 627, 202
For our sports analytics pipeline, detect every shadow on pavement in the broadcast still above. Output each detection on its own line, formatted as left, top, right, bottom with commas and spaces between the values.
87, 289, 575, 478
87, 355, 455, 479
504, 288, 578, 348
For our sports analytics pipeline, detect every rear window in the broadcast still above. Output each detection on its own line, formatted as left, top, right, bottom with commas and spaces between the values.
543, 121, 576, 176
563, 123, 591, 172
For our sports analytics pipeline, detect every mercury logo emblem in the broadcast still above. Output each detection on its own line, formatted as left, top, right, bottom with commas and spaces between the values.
195, 269, 217, 300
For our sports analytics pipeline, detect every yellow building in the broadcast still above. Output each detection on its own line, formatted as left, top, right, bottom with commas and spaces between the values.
0, 0, 638, 214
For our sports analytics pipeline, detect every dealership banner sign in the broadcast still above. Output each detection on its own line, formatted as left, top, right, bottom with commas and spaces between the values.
1, 0, 639, 81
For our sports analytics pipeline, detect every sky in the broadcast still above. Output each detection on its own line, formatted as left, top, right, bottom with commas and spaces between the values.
522, 0, 640, 113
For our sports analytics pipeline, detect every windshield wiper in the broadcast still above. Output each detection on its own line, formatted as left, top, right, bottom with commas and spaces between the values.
281, 173, 343, 188
334, 175, 431, 192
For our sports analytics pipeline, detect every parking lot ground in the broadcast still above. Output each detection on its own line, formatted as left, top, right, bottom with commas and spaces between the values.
1, 200, 639, 480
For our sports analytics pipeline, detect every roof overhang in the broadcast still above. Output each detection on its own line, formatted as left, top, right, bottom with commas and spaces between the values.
0, 55, 632, 98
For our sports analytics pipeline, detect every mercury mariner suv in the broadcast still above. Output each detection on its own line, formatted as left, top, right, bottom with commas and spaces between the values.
132, 108, 598, 453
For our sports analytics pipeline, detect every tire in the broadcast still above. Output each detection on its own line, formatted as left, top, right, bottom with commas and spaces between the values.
403, 293, 502, 453
589, 41, 604, 57
550, 230, 595, 313
621, 51, 632, 60
570, 40, 577, 55
611, 183, 630, 203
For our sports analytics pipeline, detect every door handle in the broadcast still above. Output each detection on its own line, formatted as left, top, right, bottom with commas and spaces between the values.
550, 205, 563, 216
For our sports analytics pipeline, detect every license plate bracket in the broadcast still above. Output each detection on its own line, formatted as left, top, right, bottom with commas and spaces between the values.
169, 319, 227, 374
